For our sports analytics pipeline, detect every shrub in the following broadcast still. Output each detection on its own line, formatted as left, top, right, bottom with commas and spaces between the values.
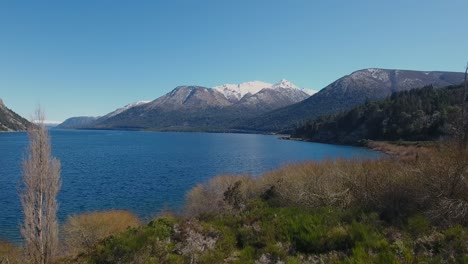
407, 215, 431, 236
87, 216, 180, 264
185, 175, 256, 216
415, 145, 468, 225
259, 161, 351, 209
62, 210, 140, 255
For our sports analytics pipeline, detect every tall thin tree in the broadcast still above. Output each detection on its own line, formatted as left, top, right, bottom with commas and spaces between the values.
20, 109, 61, 264
463, 61, 468, 147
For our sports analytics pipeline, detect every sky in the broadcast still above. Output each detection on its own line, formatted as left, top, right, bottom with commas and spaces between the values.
1, 0, 467, 122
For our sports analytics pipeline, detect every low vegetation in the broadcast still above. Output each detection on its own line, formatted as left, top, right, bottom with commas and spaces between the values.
0, 240, 24, 264
62, 210, 140, 256
48, 142, 467, 263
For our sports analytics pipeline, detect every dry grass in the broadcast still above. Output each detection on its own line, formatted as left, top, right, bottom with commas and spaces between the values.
366, 140, 434, 161
62, 210, 140, 255
0, 240, 23, 264
185, 143, 468, 225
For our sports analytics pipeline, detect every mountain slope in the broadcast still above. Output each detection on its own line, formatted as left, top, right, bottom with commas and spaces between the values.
94, 86, 233, 129
0, 99, 31, 131
213, 81, 272, 102
293, 84, 465, 144
92, 80, 311, 131
98, 101, 150, 121
231, 80, 310, 112
238, 69, 466, 132
56, 116, 100, 129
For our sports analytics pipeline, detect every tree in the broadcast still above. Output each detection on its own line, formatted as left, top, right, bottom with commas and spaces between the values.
19, 109, 61, 264
462, 61, 468, 147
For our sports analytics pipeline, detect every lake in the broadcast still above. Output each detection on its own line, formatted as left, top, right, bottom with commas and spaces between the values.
0, 130, 381, 243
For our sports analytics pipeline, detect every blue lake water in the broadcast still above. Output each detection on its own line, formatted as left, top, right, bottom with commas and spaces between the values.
0, 130, 381, 243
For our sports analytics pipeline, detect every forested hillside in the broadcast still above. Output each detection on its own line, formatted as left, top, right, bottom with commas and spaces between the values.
240, 69, 465, 133
293, 84, 465, 144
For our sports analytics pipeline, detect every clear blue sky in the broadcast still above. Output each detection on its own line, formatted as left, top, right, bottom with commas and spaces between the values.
1, 0, 467, 122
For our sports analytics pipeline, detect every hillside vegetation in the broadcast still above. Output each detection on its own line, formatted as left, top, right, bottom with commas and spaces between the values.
294, 84, 465, 144
7, 144, 456, 263
239, 69, 465, 133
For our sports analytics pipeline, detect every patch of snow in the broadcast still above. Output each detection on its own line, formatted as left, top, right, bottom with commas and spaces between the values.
353, 68, 389, 82
302, 88, 317, 96
213, 81, 272, 101
214, 79, 315, 100
271, 79, 299, 90
106, 101, 150, 118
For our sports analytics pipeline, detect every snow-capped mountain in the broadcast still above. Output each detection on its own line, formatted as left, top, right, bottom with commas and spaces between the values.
242, 68, 466, 132
213, 80, 314, 102
61, 79, 314, 131
89, 80, 312, 131
271, 79, 299, 90
213, 81, 272, 102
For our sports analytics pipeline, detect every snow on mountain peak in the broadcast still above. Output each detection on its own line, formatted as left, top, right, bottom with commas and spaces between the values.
106, 101, 150, 118
213, 81, 272, 101
214, 79, 315, 100
272, 79, 299, 90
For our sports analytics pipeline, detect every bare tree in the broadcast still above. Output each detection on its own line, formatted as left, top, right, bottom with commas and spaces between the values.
463, 61, 468, 147
19, 108, 61, 264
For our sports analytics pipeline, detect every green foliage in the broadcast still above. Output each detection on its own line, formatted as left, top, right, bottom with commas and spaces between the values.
407, 215, 431, 236
85, 216, 179, 264
62, 202, 468, 263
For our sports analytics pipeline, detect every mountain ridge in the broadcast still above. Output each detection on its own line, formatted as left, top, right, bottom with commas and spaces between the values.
59, 79, 311, 130
0, 99, 31, 131
235, 68, 466, 133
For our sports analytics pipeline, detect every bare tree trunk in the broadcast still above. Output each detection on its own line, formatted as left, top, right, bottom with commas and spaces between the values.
20, 108, 61, 264
463, 62, 468, 148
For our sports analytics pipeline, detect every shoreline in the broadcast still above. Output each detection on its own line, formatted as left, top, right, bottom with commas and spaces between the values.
279, 135, 434, 159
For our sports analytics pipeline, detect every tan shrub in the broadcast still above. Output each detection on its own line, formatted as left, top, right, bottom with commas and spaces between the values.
185, 175, 256, 216
342, 158, 421, 220
62, 210, 140, 255
0, 240, 23, 264
414, 144, 468, 225
184, 142, 468, 225
259, 160, 351, 208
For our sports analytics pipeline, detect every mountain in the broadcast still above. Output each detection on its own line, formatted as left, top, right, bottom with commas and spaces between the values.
237, 69, 466, 133
57, 101, 151, 129
92, 86, 233, 130
0, 99, 31, 131
230, 80, 310, 112
213, 80, 314, 102
92, 80, 311, 131
293, 84, 465, 144
56, 116, 100, 129
98, 101, 150, 121
213, 81, 272, 103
